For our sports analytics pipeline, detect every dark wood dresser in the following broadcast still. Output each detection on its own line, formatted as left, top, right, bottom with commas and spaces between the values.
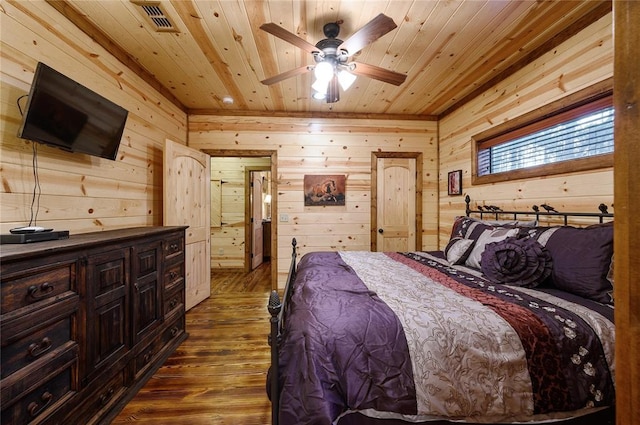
0, 226, 189, 425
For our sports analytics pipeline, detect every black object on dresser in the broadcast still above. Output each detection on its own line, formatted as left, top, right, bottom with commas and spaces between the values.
0, 226, 189, 425
0, 230, 69, 244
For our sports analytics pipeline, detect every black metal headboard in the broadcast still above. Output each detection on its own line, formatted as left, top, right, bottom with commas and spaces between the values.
465, 195, 613, 225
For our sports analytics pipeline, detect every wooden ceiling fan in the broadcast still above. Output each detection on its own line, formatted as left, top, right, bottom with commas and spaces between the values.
260, 14, 407, 103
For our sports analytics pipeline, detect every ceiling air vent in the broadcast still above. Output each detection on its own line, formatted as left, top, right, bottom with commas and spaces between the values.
131, 1, 179, 33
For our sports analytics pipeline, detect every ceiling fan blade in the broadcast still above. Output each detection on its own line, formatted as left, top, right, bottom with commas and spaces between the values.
350, 62, 407, 86
261, 65, 311, 85
260, 23, 319, 54
326, 75, 340, 103
338, 14, 397, 56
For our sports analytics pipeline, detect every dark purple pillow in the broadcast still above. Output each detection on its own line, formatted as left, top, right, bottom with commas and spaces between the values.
480, 237, 552, 288
542, 225, 614, 304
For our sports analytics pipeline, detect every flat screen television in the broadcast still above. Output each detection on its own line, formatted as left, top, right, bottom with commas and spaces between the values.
17, 62, 128, 161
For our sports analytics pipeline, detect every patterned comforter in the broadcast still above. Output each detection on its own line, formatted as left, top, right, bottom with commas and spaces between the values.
277, 251, 615, 425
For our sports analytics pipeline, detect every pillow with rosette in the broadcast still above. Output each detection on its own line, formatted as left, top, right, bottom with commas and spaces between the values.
480, 236, 553, 288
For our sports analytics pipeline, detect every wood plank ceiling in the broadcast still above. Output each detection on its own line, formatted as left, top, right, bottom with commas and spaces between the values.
50, 0, 610, 118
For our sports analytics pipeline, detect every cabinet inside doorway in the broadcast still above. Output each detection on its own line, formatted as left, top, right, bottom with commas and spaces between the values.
262, 220, 271, 260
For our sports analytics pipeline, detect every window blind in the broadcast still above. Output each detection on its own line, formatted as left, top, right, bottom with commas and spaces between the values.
477, 102, 613, 176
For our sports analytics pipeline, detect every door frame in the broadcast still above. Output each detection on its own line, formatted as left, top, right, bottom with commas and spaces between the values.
371, 152, 423, 251
246, 166, 271, 272
202, 149, 278, 290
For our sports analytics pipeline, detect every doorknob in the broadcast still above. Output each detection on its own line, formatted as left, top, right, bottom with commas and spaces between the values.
378, 228, 384, 234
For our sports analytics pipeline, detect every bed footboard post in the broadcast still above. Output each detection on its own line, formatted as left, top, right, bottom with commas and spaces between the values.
267, 238, 297, 425
268, 290, 281, 425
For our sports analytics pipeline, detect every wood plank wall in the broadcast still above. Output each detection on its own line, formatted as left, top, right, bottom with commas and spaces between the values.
189, 117, 438, 288
0, 1, 186, 234
210, 156, 271, 269
437, 12, 614, 248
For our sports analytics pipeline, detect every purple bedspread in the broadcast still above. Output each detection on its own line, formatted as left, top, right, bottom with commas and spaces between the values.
278, 252, 417, 424
276, 251, 615, 425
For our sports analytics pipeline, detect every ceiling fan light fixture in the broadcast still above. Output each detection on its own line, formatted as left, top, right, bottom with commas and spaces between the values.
337, 70, 356, 91
260, 14, 406, 103
312, 78, 330, 95
312, 91, 327, 101
314, 61, 334, 81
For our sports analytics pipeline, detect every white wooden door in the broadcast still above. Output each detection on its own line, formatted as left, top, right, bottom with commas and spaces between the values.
251, 171, 264, 269
164, 139, 211, 311
376, 157, 417, 252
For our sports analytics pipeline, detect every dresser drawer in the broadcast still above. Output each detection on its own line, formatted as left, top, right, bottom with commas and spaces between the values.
164, 260, 185, 292
1, 345, 77, 425
133, 314, 185, 379
163, 314, 185, 346
163, 287, 184, 319
1, 295, 78, 348
163, 234, 184, 261
69, 368, 126, 425
1, 316, 74, 379
134, 339, 161, 379
1, 367, 74, 425
1, 260, 77, 315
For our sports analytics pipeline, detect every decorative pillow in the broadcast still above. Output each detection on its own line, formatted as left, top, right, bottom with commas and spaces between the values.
444, 237, 475, 265
465, 228, 519, 269
480, 237, 553, 288
450, 216, 498, 241
449, 216, 473, 239
450, 216, 537, 241
517, 226, 561, 245
587, 222, 614, 303
538, 225, 614, 304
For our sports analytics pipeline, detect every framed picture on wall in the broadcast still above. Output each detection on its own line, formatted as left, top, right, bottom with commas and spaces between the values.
448, 170, 462, 196
304, 175, 346, 206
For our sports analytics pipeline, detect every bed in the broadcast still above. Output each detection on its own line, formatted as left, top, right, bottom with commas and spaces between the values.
267, 197, 615, 425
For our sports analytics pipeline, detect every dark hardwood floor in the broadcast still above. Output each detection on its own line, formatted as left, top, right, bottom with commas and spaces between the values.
112, 262, 273, 424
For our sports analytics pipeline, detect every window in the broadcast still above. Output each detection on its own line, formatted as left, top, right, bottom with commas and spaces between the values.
472, 86, 613, 184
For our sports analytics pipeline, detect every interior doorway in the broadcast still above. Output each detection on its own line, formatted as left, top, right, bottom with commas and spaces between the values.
203, 150, 278, 290
247, 168, 272, 270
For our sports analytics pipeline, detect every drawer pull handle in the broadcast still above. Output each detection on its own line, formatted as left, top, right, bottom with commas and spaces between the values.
28, 337, 52, 358
169, 271, 177, 280
27, 283, 54, 300
28, 391, 53, 417
170, 326, 179, 337
170, 243, 179, 251
143, 351, 153, 364
100, 387, 115, 406
169, 298, 178, 309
